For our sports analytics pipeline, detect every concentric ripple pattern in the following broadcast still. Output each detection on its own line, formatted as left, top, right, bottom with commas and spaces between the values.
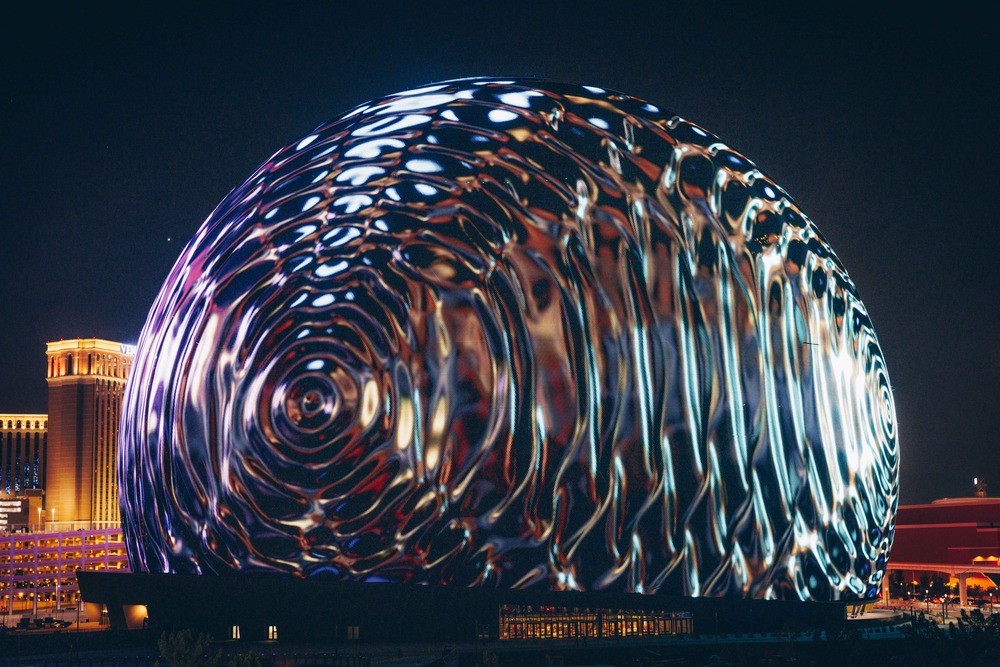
119, 78, 898, 601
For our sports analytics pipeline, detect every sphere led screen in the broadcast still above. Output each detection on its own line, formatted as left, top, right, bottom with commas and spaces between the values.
119, 78, 897, 601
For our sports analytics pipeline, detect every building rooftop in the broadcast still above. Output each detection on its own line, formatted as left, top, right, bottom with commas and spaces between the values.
46, 338, 136, 356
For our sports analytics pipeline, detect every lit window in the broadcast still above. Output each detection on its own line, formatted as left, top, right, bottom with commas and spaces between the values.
267, 625, 278, 640
347, 625, 360, 640
231, 625, 240, 640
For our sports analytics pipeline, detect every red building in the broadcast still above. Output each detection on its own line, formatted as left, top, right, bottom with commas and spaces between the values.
888, 497, 1000, 605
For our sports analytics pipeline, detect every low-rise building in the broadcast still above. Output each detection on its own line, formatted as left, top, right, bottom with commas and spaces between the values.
1, 526, 128, 619
886, 496, 1000, 605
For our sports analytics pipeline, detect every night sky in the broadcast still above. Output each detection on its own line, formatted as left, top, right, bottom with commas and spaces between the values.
1, 4, 996, 505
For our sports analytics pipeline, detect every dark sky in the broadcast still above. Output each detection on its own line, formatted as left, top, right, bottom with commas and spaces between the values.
1, 3, 996, 504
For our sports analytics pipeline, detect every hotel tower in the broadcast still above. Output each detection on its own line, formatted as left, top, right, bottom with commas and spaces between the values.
44, 338, 134, 526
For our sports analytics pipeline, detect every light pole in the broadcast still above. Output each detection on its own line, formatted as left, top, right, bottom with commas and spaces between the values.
76, 593, 81, 662
925, 590, 930, 614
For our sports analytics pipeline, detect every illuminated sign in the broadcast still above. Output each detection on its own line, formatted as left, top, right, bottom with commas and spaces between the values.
120, 343, 137, 356
0, 498, 29, 529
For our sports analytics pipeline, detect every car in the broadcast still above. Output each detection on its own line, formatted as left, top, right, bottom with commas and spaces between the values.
53, 620, 72, 628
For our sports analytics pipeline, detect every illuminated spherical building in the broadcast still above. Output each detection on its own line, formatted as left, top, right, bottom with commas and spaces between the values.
119, 78, 897, 602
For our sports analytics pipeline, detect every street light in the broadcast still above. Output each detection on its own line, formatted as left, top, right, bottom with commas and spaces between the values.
925, 590, 930, 614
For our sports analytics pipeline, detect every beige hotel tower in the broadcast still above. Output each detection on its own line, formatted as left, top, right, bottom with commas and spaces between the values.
44, 338, 134, 526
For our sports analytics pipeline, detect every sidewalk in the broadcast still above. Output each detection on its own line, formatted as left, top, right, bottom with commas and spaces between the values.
875, 600, 997, 628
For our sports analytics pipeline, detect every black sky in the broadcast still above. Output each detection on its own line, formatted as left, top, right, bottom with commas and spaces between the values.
1, 3, 996, 504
